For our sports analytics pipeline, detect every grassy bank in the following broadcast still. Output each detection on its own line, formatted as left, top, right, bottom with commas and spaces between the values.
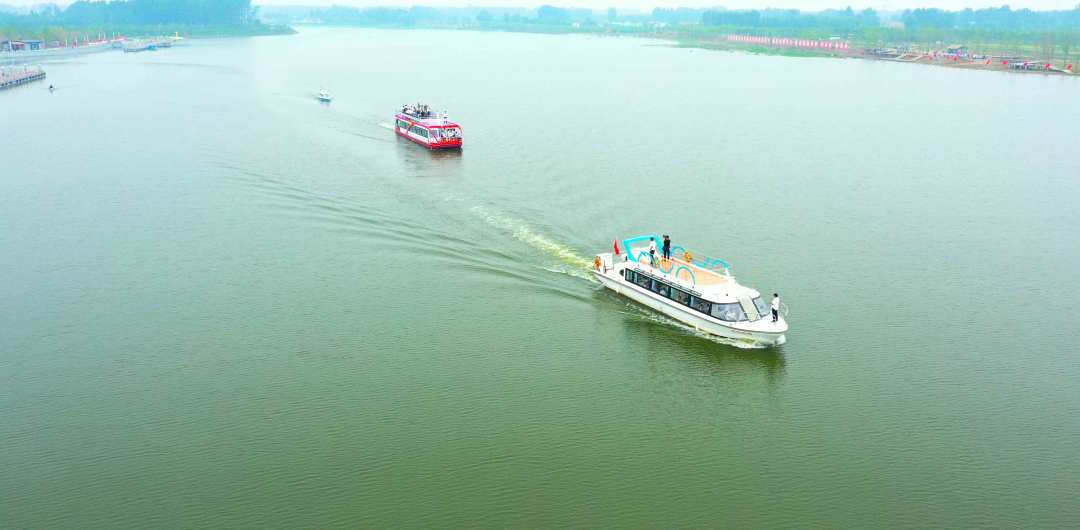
472, 22, 1079, 70
670, 38, 844, 58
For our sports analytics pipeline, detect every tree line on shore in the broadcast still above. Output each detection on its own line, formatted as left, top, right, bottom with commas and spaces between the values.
696, 7, 1080, 60
3, 2, 1079, 57
1, 0, 259, 40
257, 4, 1080, 44
259, 4, 1080, 31
259, 4, 1078, 59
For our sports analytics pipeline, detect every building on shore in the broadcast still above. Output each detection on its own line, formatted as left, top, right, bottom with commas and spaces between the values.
1, 39, 44, 51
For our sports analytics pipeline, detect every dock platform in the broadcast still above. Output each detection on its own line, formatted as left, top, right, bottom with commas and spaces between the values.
0, 67, 46, 91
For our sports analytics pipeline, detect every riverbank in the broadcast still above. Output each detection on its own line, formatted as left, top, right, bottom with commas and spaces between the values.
1, 24, 294, 64
1, 23, 294, 51
660, 31, 1076, 76
161, 24, 296, 39
2, 27, 295, 66
671, 39, 841, 59
629, 30, 1077, 77
294, 23, 1077, 77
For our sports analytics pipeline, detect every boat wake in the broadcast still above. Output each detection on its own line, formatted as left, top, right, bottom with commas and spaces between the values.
470, 205, 597, 283
541, 264, 596, 282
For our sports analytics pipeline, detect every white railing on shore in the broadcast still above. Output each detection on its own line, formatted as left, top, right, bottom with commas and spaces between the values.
1, 65, 45, 84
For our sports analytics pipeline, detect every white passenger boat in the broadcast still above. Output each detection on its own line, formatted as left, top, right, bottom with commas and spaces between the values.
593, 236, 788, 346
317, 89, 333, 102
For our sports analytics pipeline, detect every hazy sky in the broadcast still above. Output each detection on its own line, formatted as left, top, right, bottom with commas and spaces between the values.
261, 0, 1079, 11
4, 0, 1078, 11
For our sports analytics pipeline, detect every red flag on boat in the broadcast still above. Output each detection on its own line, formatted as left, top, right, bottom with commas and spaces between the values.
613, 239, 620, 255
1068, 64, 1074, 71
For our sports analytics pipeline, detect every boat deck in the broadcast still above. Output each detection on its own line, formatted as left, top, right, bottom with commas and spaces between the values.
397, 113, 458, 128
633, 256, 731, 287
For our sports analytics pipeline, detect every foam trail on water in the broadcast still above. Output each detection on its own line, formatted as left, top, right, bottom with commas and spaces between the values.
471, 206, 596, 281
541, 265, 597, 282
377, 122, 395, 130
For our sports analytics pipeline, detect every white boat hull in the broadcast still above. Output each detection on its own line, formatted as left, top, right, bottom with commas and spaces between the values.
594, 269, 787, 346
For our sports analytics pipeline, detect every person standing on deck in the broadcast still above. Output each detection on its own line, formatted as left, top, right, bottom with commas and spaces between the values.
662, 235, 671, 261
648, 237, 658, 267
771, 293, 781, 323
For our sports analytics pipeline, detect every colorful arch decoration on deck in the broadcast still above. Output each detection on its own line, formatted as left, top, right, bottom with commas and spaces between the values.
622, 235, 732, 271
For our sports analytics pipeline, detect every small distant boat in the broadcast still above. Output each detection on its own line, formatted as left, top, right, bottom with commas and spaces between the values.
318, 89, 333, 102
394, 103, 463, 150
593, 236, 789, 346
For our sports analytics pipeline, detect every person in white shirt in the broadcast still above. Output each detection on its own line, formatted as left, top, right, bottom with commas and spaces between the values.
771, 293, 780, 323
647, 237, 658, 267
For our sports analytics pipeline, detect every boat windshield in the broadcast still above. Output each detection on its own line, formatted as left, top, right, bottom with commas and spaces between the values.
753, 297, 769, 319
708, 300, 767, 322
710, 302, 747, 322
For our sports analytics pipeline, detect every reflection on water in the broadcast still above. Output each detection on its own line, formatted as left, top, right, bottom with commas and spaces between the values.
596, 288, 786, 384
394, 135, 464, 173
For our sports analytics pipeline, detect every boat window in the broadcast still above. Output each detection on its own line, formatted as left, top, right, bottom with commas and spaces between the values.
710, 302, 746, 322
650, 279, 670, 298
634, 272, 652, 290
692, 297, 711, 314
753, 297, 769, 320
671, 288, 690, 306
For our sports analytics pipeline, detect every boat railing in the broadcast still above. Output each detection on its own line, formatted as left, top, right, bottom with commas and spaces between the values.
627, 259, 702, 295
621, 235, 731, 275
626, 245, 732, 284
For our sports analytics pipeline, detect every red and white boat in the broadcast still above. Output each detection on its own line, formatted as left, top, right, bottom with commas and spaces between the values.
394, 104, 463, 150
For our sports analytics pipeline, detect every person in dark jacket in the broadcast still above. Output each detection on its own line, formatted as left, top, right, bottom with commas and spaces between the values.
662, 235, 672, 261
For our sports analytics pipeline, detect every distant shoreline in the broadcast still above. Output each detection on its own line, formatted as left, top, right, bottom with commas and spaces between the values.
1, 23, 294, 50
293, 24, 1080, 78
664, 35, 1076, 77
1, 25, 294, 64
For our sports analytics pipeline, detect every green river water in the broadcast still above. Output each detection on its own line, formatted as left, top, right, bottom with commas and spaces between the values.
2, 27, 1079, 528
